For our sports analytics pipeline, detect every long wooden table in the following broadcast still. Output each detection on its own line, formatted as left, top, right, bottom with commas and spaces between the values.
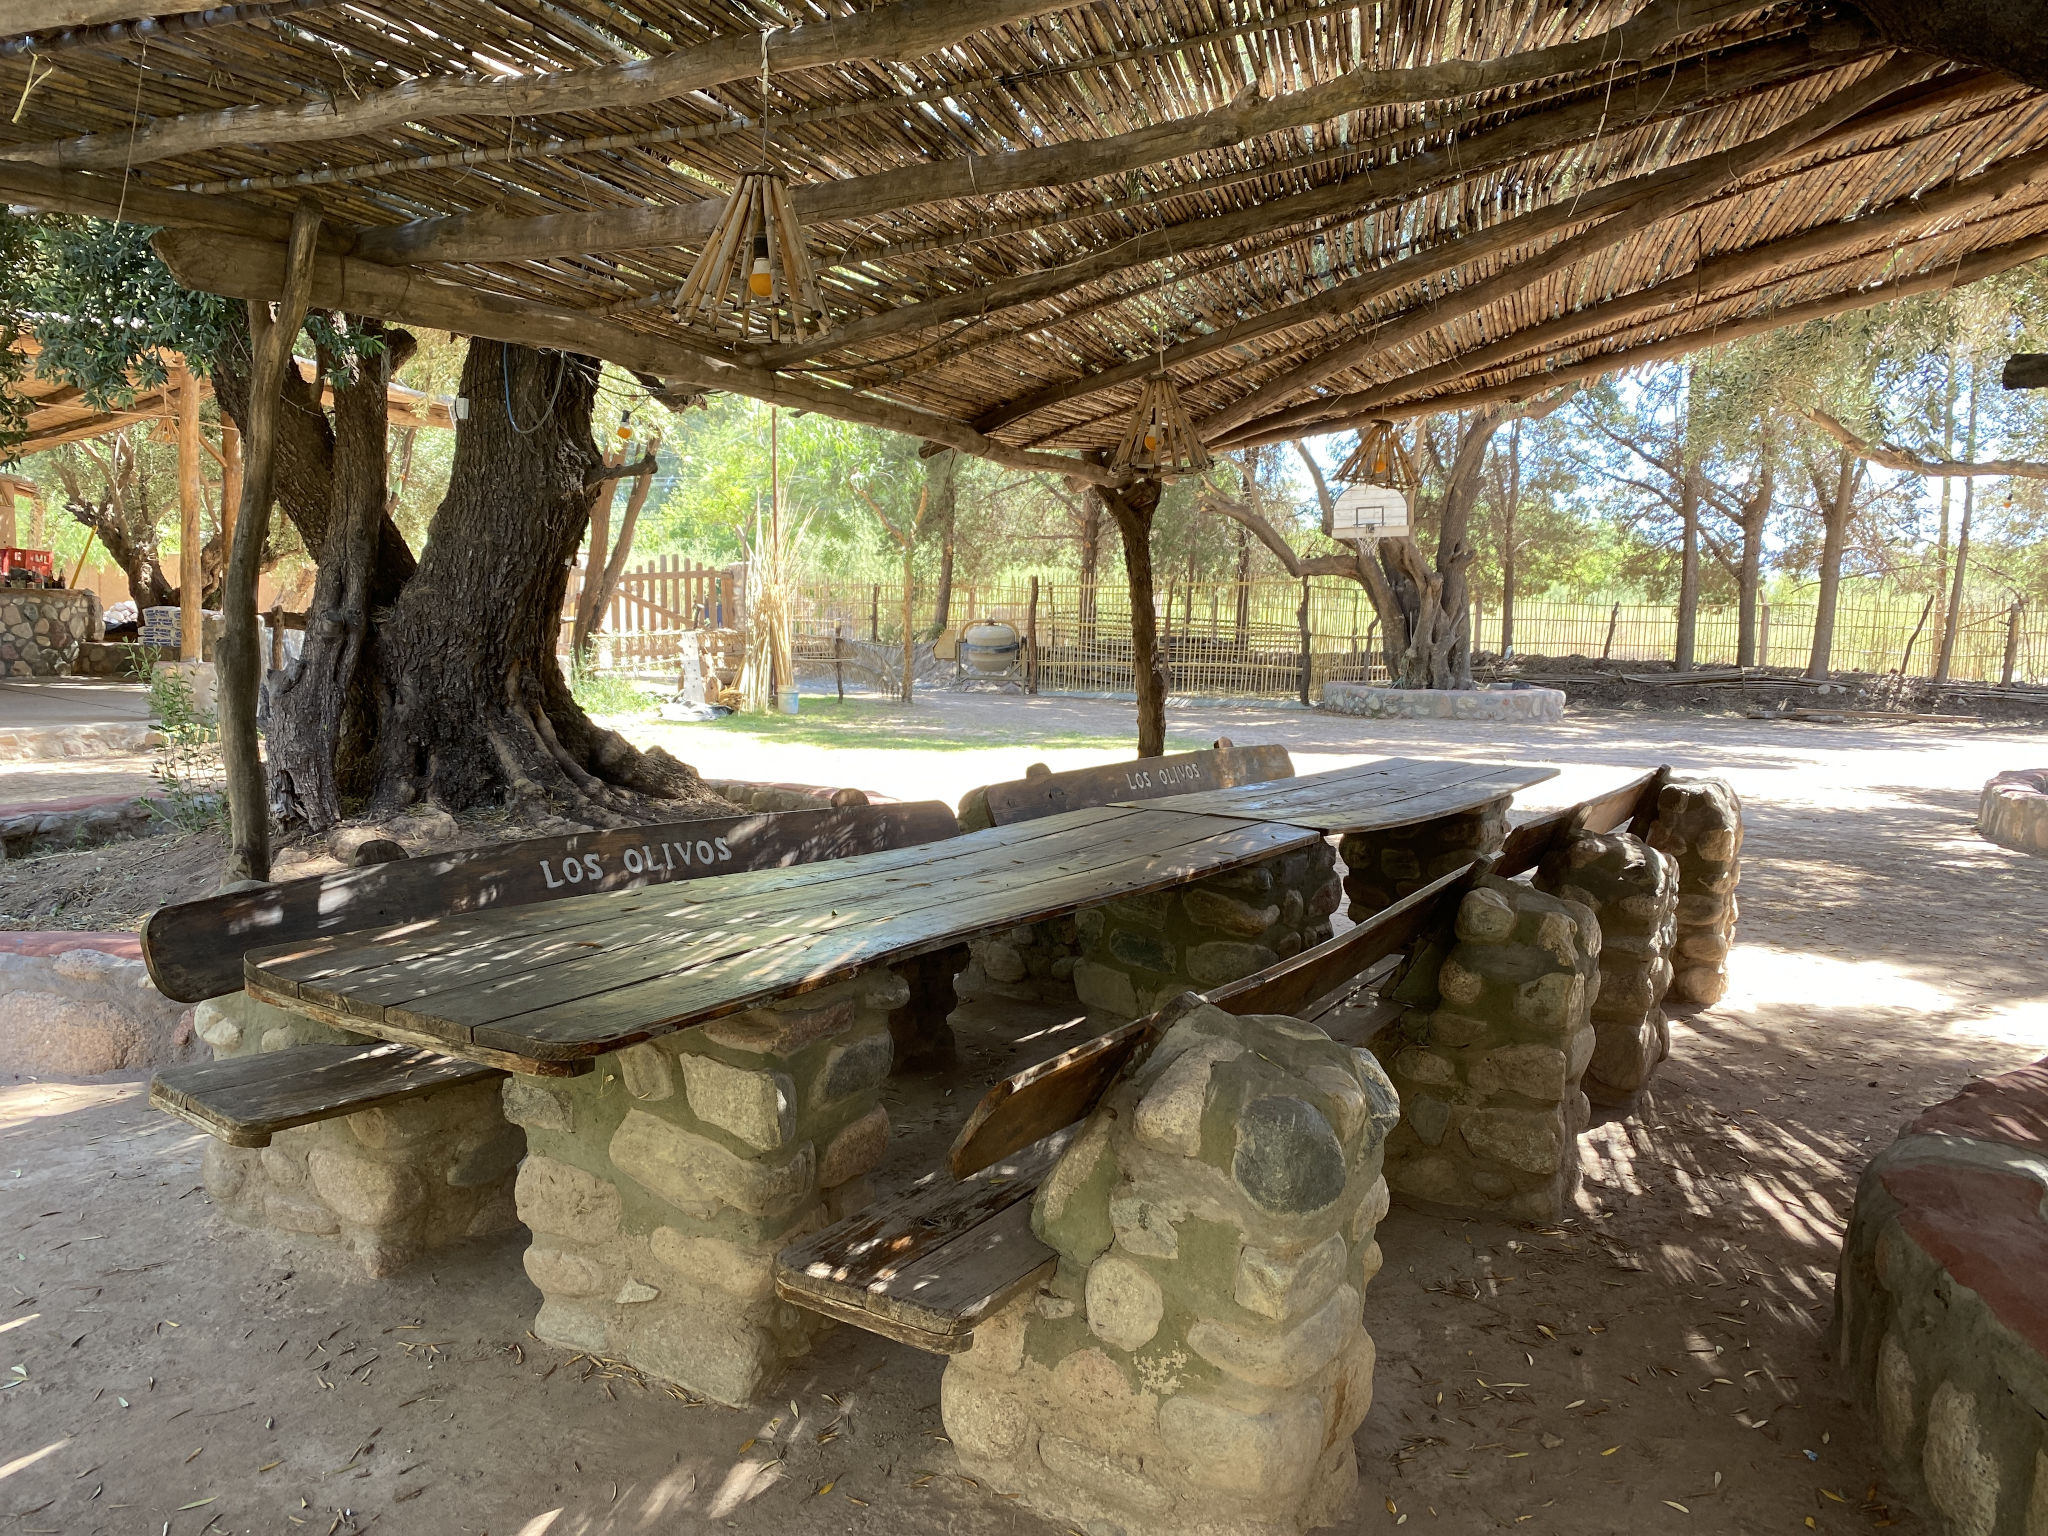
1122, 755, 1556, 832
244, 805, 1320, 1072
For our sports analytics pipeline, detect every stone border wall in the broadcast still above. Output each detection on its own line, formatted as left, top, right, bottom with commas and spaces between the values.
942, 1002, 1396, 1535
196, 992, 525, 1277
1834, 1058, 2048, 1536
1977, 770, 2048, 856
0, 588, 100, 676
502, 969, 901, 1406
1319, 682, 1564, 723
1072, 843, 1341, 1019
1369, 875, 1599, 1223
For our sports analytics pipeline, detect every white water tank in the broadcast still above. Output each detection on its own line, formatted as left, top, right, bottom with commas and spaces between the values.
961, 619, 1020, 675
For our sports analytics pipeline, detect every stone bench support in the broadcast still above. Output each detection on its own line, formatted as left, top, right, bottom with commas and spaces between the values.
1534, 829, 1678, 1104
1338, 799, 1507, 921
1370, 876, 1598, 1223
1071, 843, 1341, 1019
501, 968, 902, 1406
1644, 776, 1742, 1006
196, 992, 525, 1277
942, 1002, 1396, 1534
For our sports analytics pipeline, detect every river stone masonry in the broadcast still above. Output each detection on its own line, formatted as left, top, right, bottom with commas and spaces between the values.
942, 1002, 1397, 1536
960, 913, 1085, 1005
1977, 769, 2048, 856
0, 588, 100, 676
1533, 829, 1678, 1104
196, 992, 525, 1277
1644, 777, 1743, 1006
1834, 1057, 2048, 1536
1338, 799, 1507, 921
501, 969, 901, 1406
1369, 875, 1598, 1223
1071, 842, 1341, 1019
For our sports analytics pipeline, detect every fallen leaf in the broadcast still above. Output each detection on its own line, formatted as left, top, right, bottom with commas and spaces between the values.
1664, 1501, 1689, 1514
1602, 1446, 1620, 1456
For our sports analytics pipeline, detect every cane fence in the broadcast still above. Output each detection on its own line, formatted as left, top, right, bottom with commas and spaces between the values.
567, 565, 2047, 692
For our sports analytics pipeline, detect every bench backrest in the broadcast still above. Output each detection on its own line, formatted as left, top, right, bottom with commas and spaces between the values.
143, 800, 962, 1003
966, 741, 1293, 829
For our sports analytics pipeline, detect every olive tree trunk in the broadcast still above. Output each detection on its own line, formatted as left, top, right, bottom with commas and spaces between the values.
1100, 476, 1167, 756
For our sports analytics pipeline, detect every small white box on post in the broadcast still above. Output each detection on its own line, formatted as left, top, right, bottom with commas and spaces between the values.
1330, 481, 1411, 540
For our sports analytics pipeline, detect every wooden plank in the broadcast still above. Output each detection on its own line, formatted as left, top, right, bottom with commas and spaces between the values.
983, 743, 1293, 825
777, 1132, 1065, 1345
149, 1041, 501, 1147
1128, 757, 1557, 832
1494, 766, 1667, 877
241, 984, 590, 1077
144, 800, 961, 1003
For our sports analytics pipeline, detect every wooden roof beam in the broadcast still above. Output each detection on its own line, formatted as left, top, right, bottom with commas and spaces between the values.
968, 57, 1986, 438
344, 0, 1792, 269
741, 29, 1861, 376
1196, 52, 1937, 442
146, 227, 1121, 485
1250, 144, 2048, 432
1225, 229, 2048, 446
3, 0, 1078, 172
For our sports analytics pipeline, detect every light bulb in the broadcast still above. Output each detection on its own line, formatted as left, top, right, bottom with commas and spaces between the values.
749, 234, 774, 298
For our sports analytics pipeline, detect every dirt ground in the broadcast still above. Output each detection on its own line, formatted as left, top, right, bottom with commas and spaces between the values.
1, 694, 2042, 1536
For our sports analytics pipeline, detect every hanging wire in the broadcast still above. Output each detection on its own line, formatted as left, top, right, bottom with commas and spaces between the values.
501, 342, 568, 435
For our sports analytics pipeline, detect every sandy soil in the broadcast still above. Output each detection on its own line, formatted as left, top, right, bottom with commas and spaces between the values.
0, 694, 2042, 1536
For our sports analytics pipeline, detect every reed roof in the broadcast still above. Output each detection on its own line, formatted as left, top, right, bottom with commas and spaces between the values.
2, 1, 2044, 477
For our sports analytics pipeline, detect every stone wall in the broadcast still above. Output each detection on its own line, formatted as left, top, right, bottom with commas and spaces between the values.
1534, 829, 1678, 1104
1977, 769, 2048, 857
1339, 799, 1507, 920
501, 969, 901, 1406
1644, 777, 1743, 1006
196, 992, 525, 1277
942, 1003, 1396, 1535
0, 588, 100, 676
1834, 1058, 2048, 1536
0, 936, 196, 1075
1319, 682, 1565, 723
1369, 876, 1599, 1223
1072, 842, 1342, 1019
961, 915, 1084, 1004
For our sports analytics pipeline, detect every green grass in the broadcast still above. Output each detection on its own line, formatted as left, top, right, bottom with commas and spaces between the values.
570, 669, 664, 719
684, 696, 1201, 754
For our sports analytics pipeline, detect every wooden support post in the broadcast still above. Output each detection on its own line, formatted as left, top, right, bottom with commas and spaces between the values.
219, 420, 243, 556
1758, 602, 1771, 668
834, 620, 845, 700
268, 599, 285, 672
1297, 578, 1312, 706
174, 357, 204, 660
1026, 574, 1039, 695
870, 582, 880, 643
2004, 600, 2027, 687
1601, 601, 1621, 662
218, 201, 321, 886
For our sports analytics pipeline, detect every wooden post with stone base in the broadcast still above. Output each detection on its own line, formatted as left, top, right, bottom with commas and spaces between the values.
501, 969, 901, 1406
1533, 829, 1679, 1104
1369, 875, 1600, 1223
941, 1001, 1395, 1534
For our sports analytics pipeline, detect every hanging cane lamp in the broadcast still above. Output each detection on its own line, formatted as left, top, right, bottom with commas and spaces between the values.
1113, 373, 1210, 475
1333, 418, 1420, 489
671, 44, 826, 344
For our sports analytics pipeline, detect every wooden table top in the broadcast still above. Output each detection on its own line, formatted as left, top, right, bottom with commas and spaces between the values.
244, 805, 1320, 1070
1121, 756, 1557, 833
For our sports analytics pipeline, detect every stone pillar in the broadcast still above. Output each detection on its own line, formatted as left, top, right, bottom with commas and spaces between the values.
942, 1003, 1396, 1535
195, 992, 525, 1277
1071, 843, 1341, 1019
1369, 876, 1598, 1223
1533, 829, 1678, 1104
501, 968, 900, 1406
1338, 799, 1507, 921
1644, 777, 1742, 1005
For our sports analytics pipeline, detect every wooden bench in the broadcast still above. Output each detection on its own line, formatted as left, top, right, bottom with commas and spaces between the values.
956, 738, 1293, 831
147, 800, 961, 1141
771, 766, 1671, 1350
151, 1041, 501, 1147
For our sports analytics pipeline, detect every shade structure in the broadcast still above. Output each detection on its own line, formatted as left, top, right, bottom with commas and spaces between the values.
1334, 420, 1420, 488
671, 169, 825, 344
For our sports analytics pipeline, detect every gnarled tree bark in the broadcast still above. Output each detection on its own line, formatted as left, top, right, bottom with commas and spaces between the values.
1099, 476, 1167, 756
